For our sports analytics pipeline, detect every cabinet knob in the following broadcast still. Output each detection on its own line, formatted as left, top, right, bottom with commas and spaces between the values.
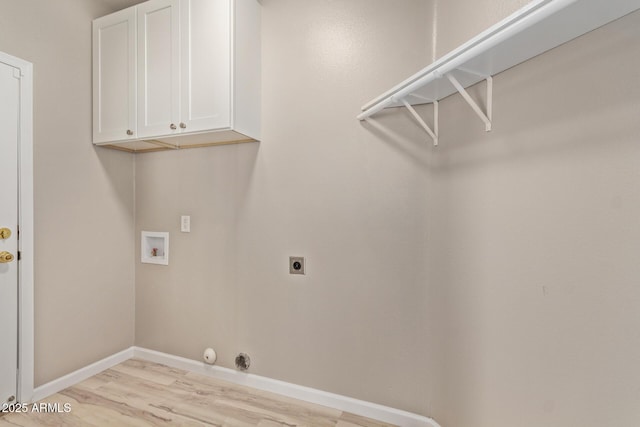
170, 123, 177, 130
126, 130, 133, 136
179, 122, 186, 129
0, 251, 14, 263
0, 228, 11, 240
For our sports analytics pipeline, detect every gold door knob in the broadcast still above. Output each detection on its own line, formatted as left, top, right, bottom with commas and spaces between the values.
0, 228, 10, 239
0, 251, 14, 263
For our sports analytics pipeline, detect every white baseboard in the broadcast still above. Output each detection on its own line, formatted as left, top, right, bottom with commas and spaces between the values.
133, 346, 441, 427
31, 347, 134, 402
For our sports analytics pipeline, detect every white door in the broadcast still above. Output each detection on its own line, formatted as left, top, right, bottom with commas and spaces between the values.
137, 0, 180, 138
0, 60, 19, 405
92, 7, 137, 143
180, 0, 231, 133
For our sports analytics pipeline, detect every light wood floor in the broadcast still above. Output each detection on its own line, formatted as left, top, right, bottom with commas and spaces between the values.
0, 359, 396, 426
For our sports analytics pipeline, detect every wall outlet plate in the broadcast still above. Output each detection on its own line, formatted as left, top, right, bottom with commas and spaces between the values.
289, 256, 305, 275
181, 215, 191, 232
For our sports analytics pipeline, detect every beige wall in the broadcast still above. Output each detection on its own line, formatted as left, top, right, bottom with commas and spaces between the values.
0, 0, 136, 386
428, 7, 640, 427
135, 0, 436, 415
432, 0, 530, 59
135, 146, 244, 369
237, 0, 435, 413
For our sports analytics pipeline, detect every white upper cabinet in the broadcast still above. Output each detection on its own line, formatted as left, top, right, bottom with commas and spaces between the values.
137, 0, 180, 139
180, 0, 231, 134
92, 0, 260, 153
93, 7, 136, 144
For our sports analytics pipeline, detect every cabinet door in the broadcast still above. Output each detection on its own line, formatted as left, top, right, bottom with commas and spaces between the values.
137, 0, 180, 138
93, 7, 136, 143
180, 0, 231, 133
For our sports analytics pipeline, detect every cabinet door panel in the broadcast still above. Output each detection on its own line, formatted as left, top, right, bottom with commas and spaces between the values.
93, 7, 136, 143
180, 0, 231, 133
138, 0, 180, 138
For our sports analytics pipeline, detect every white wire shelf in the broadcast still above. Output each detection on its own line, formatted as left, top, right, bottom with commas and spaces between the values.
358, 0, 640, 145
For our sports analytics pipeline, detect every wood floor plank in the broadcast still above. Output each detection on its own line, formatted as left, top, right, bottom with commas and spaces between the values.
123, 359, 189, 378
173, 377, 343, 423
75, 378, 212, 426
0, 360, 397, 427
60, 387, 173, 425
181, 372, 344, 417
110, 362, 179, 386
338, 412, 396, 427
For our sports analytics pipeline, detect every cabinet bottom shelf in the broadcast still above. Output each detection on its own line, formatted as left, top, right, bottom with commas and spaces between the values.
95, 129, 258, 153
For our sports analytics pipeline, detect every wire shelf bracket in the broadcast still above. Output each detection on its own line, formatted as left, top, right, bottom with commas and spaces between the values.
445, 73, 492, 132
400, 98, 439, 146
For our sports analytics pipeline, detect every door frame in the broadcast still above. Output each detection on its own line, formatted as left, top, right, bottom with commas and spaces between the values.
0, 51, 34, 404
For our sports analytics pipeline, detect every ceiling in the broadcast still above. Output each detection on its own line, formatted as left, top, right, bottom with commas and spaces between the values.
97, 0, 145, 11
96, 0, 264, 12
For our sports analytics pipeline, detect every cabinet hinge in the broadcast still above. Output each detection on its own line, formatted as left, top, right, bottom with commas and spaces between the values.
17, 251, 21, 261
